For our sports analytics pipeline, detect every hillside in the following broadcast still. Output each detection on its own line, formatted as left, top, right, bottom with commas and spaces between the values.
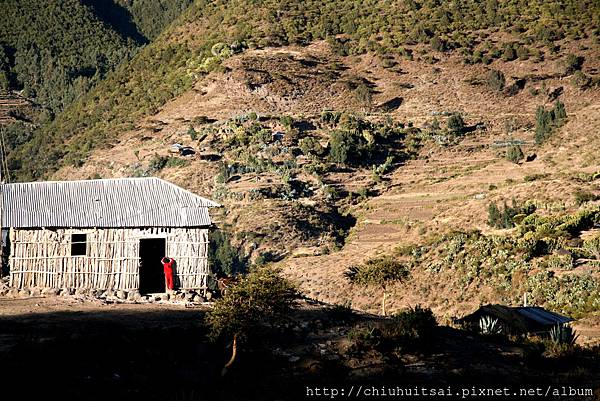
0, 0, 137, 113
0, 0, 196, 181
3, 0, 600, 338
50, 28, 600, 335
7, 0, 600, 180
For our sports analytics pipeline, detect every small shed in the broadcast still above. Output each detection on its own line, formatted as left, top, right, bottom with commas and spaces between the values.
458, 304, 574, 335
1, 177, 219, 294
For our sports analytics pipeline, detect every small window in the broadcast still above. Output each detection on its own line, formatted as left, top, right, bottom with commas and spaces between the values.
71, 233, 87, 256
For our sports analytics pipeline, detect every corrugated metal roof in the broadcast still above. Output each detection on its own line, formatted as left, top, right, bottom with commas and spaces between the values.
458, 304, 574, 333
1, 177, 219, 228
515, 306, 574, 326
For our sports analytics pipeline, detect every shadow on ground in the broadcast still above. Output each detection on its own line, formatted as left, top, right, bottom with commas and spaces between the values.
0, 303, 599, 401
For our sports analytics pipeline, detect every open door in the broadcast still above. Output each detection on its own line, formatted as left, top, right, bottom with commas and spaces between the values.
139, 238, 166, 294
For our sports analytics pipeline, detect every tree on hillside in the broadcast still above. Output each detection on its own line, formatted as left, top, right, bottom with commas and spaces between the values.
345, 256, 409, 316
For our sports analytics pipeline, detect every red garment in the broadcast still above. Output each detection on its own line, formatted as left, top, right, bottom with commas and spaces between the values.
161, 257, 175, 290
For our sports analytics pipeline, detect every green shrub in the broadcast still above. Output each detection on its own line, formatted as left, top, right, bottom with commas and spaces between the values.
516, 45, 530, 60
535, 101, 567, 144
501, 44, 517, 61
545, 254, 575, 270
430, 36, 447, 52
524, 173, 549, 182
320, 110, 342, 124
147, 154, 168, 172
583, 235, 600, 261
299, 137, 325, 156
488, 199, 536, 229
211, 42, 232, 58
557, 54, 584, 76
187, 125, 198, 140
354, 83, 373, 108
279, 115, 293, 128
209, 230, 247, 277
571, 70, 592, 89
549, 323, 579, 345
574, 190, 600, 206
505, 145, 524, 164
328, 300, 356, 321
479, 316, 503, 335
447, 113, 465, 134
328, 128, 377, 165
383, 306, 437, 345
347, 324, 380, 348
487, 69, 506, 92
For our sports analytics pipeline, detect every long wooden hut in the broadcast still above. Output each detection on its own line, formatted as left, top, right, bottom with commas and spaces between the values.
1, 177, 219, 295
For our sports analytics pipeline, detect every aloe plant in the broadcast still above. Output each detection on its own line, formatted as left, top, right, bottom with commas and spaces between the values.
479, 315, 502, 335
549, 323, 579, 345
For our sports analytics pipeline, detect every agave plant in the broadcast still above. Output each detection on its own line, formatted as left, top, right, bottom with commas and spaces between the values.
549, 323, 579, 345
479, 315, 502, 335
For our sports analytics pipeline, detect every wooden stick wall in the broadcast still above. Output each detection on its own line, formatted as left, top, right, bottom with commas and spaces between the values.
9, 227, 210, 291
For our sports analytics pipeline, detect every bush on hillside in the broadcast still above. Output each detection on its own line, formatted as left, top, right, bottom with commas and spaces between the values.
299, 137, 325, 157
209, 230, 247, 277
487, 69, 506, 92
382, 306, 437, 345
488, 199, 536, 229
345, 256, 409, 315
571, 70, 592, 89
447, 113, 465, 134
506, 145, 524, 164
574, 190, 600, 206
557, 54, 584, 76
535, 100, 567, 144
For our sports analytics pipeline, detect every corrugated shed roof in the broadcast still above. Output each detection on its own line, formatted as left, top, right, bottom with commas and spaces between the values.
458, 304, 574, 334
515, 306, 574, 326
2, 177, 219, 228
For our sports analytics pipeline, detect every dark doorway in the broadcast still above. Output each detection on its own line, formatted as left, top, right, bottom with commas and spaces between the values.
139, 238, 166, 294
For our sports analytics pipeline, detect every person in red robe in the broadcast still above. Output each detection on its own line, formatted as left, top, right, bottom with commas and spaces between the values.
161, 257, 175, 290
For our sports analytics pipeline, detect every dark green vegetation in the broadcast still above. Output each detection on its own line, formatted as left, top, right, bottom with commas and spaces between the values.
208, 230, 247, 277
0, 0, 194, 111
505, 144, 524, 164
487, 198, 536, 228
0, 0, 196, 179
102, 0, 194, 41
0, 1, 137, 112
535, 100, 567, 144
6, 0, 600, 181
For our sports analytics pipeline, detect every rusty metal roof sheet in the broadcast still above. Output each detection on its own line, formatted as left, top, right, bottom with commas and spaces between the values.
2, 177, 219, 228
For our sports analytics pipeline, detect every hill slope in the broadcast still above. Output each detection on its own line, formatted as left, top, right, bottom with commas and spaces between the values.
7, 0, 600, 180
4, 0, 600, 339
